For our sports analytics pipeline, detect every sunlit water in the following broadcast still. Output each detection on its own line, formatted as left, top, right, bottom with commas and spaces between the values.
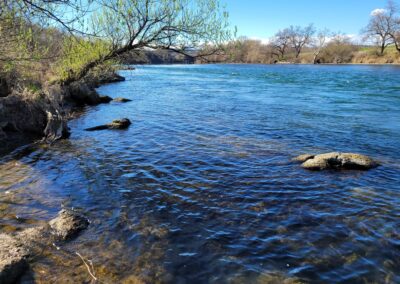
1, 64, 400, 283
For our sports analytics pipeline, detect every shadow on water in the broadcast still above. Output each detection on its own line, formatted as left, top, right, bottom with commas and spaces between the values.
1, 64, 400, 283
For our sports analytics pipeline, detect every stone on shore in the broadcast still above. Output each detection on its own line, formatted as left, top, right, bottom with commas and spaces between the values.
293, 152, 379, 170
49, 209, 89, 240
85, 118, 131, 131
113, 97, 132, 103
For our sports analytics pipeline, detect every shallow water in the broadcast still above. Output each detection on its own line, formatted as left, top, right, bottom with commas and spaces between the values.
1, 64, 400, 283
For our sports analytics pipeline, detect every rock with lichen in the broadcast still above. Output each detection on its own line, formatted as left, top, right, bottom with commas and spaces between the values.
293, 152, 379, 170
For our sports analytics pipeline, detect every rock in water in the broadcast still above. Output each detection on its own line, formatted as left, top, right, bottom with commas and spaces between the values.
113, 97, 132, 103
292, 154, 315, 163
0, 209, 89, 283
49, 209, 89, 240
0, 234, 29, 284
85, 118, 131, 131
99, 95, 113, 103
293, 152, 379, 170
108, 118, 131, 129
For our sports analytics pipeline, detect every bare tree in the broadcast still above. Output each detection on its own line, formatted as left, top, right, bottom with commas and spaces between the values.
3, 0, 93, 34
271, 28, 291, 60
312, 29, 330, 64
287, 24, 315, 58
363, 1, 398, 55
384, 0, 400, 53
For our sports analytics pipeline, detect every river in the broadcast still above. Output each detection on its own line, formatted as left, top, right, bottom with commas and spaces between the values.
1, 64, 400, 283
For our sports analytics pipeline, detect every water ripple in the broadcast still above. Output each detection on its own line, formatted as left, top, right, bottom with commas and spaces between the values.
1, 64, 400, 283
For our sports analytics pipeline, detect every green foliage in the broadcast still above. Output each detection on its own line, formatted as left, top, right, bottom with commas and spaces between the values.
55, 37, 112, 81
2, 0, 233, 85
26, 82, 42, 94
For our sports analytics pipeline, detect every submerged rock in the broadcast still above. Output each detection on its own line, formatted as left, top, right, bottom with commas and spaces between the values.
293, 152, 379, 170
85, 118, 131, 131
0, 209, 89, 283
49, 209, 89, 240
0, 234, 29, 284
113, 97, 132, 103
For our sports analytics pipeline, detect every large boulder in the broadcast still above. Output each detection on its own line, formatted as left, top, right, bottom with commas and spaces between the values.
0, 92, 48, 139
293, 152, 379, 170
65, 82, 103, 106
85, 118, 131, 131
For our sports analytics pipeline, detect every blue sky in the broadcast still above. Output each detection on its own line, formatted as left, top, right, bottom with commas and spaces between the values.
226, 0, 389, 40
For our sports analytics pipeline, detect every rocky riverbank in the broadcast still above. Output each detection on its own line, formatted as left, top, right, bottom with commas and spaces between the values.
0, 70, 125, 155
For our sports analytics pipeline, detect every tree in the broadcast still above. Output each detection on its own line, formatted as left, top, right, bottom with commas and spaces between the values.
363, 1, 397, 55
61, 0, 232, 84
318, 33, 357, 64
384, 0, 400, 53
287, 24, 315, 58
312, 29, 330, 64
0, 0, 92, 80
271, 28, 291, 60
1, 1, 93, 33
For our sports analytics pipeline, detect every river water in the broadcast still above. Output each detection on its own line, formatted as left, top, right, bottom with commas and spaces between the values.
1, 64, 400, 283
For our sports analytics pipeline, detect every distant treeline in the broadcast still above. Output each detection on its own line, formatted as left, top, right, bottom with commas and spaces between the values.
121, 50, 195, 65
200, 0, 400, 64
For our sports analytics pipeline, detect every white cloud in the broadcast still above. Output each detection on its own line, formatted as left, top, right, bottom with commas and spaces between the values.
371, 8, 386, 16
248, 37, 270, 44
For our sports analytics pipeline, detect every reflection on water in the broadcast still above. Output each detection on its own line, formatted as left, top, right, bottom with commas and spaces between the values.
1, 64, 400, 283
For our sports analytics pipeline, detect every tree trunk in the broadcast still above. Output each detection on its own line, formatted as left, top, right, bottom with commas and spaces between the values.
313, 50, 320, 64
295, 48, 301, 59
380, 42, 385, 55
394, 40, 400, 53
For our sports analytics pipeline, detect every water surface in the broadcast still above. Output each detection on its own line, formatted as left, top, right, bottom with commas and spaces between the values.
1, 64, 400, 283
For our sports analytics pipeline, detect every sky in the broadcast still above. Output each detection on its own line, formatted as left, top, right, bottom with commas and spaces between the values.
226, 0, 390, 42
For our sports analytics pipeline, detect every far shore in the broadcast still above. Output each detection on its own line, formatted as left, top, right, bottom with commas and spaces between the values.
131, 62, 400, 66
